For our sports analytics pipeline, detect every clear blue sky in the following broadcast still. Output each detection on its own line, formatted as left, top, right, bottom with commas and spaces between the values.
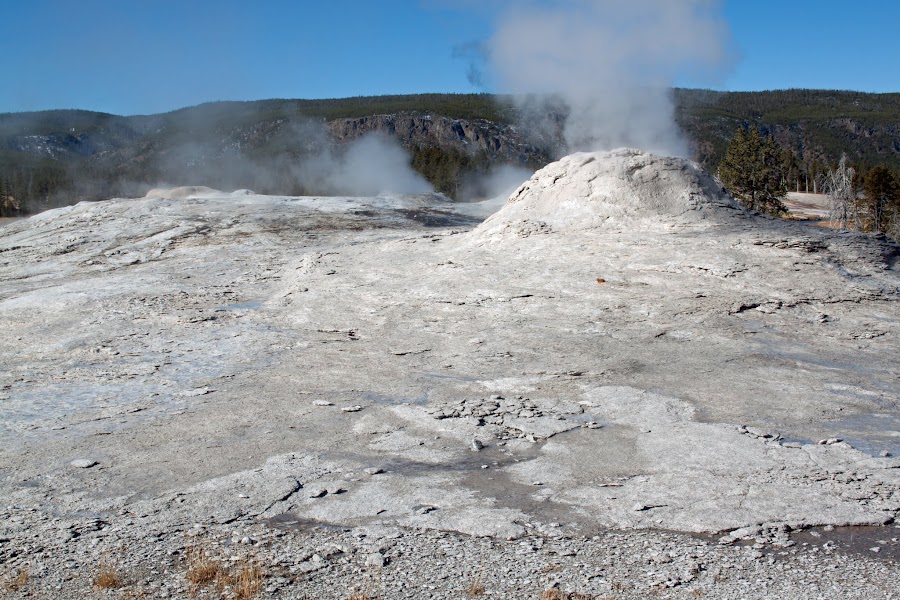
3, 0, 898, 116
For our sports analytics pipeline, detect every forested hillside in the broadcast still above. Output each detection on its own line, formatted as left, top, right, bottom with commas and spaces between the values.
1, 90, 898, 216
675, 89, 900, 191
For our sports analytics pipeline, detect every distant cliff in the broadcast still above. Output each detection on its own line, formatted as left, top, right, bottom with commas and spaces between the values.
327, 113, 545, 164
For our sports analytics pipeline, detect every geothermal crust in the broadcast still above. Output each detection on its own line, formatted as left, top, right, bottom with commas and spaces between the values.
0, 149, 898, 596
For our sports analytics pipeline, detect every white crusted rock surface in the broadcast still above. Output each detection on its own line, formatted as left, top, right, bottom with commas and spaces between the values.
0, 151, 898, 597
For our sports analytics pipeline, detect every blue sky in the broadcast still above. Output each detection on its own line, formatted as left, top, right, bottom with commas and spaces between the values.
3, 0, 898, 115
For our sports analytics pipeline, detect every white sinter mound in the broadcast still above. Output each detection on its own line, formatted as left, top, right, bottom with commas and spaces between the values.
473, 148, 744, 239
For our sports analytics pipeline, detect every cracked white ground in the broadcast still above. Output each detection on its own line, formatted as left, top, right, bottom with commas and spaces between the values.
0, 150, 898, 596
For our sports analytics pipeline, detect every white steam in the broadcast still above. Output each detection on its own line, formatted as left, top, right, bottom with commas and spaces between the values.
460, 164, 533, 201
486, 0, 732, 156
299, 133, 432, 196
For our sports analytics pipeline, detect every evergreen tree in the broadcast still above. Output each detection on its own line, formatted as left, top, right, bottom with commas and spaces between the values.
780, 148, 800, 192
862, 165, 899, 233
718, 126, 787, 216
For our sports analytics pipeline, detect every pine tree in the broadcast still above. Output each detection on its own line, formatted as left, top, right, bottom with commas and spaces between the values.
780, 148, 800, 192
863, 165, 899, 233
718, 126, 787, 216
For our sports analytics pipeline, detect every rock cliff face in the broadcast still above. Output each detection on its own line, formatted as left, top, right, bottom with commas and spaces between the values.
328, 113, 548, 163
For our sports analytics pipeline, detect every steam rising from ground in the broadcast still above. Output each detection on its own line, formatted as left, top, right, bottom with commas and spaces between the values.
485, 0, 731, 156
149, 127, 432, 199
298, 133, 432, 196
460, 164, 533, 201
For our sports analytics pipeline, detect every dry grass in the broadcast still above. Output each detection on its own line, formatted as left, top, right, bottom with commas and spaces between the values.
464, 576, 486, 596
185, 541, 221, 586
219, 557, 264, 600
4, 568, 29, 592
347, 582, 381, 600
93, 559, 123, 589
183, 538, 264, 600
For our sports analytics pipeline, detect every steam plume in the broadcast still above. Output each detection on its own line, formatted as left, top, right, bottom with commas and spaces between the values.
149, 125, 431, 198
298, 133, 432, 196
460, 164, 533, 201
485, 0, 732, 156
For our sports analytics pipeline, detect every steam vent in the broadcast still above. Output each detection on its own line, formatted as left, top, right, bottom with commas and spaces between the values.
1, 149, 899, 595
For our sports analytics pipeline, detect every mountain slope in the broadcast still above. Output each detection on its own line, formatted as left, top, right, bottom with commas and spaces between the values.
1, 90, 898, 214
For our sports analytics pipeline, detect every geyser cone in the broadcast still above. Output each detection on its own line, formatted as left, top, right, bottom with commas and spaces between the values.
471, 148, 746, 240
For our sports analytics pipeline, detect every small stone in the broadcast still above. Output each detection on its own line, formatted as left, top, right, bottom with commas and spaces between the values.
364, 467, 384, 475
718, 536, 736, 545
313, 400, 333, 407
181, 387, 213, 397
880, 451, 892, 457
366, 553, 385, 567
745, 427, 772, 438
870, 546, 880, 553
70, 459, 98, 469
341, 405, 363, 413
308, 488, 327, 498
325, 484, 346, 495
471, 439, 484, 451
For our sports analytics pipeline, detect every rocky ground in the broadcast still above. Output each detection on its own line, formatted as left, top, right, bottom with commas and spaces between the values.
0, 150, 898, 598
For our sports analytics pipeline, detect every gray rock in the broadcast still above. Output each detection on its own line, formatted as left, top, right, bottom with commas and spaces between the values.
365, 553, 385, 567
